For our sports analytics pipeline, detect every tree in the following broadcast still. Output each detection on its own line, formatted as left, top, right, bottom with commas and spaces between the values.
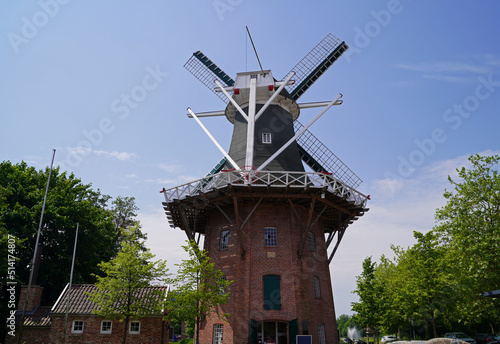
434, 154, 500, 332
0, 161, 120, 341
385, 232, 457, 339
87, 224, 169, 344
352, 257, 383, 343
110, 196, 148, 251
166, 240, 233, 344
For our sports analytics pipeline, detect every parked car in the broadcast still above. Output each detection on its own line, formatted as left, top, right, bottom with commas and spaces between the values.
445, 332, 477, 344
474, 334, 497, 344
381, 336, 398, 342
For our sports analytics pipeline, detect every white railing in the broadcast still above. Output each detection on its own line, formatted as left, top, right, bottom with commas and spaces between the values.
162, 171, 368, 208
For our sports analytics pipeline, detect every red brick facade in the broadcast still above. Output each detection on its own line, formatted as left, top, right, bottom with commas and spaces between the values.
6, 284, 168, 344
199, 202, 339, 344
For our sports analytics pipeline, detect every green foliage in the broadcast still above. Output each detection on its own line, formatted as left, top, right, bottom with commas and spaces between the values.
87, 224, 169, 344
352, 257, 383, 332
434, 154, 500, 330
166, 241, 233, 342
0, 161, 120, 300
352, 154, 500, 337
337, 314, 361, 338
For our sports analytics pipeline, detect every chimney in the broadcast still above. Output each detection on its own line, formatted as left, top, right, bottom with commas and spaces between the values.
18, 285, 43, 311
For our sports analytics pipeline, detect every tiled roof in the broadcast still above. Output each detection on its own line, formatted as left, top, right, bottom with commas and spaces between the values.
51, 284, 168, 315
16, 306, 52, 327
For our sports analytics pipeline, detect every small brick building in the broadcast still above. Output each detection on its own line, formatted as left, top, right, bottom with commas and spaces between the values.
7, 284, 169, 344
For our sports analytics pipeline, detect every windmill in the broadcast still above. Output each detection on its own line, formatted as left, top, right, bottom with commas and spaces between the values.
162, 32, 369, 344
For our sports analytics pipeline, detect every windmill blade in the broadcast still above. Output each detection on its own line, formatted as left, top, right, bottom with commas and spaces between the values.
294, 120, 362, 189
184, 51, 235, 102
285, 34, 348, 101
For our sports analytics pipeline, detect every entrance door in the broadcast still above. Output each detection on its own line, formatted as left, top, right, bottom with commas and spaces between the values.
257, 321, 288, 344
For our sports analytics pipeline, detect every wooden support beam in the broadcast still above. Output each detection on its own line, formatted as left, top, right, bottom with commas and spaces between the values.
232, 196, 246, 258
240, 196, 264, 230
297, 198, 315, 259
214, 202, 246, 259
178, 206, 195, 241
327, 227, 346, 264
314, 194, 356, 216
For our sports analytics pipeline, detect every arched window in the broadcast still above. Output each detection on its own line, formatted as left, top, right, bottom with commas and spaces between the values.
213, 324, 223, 344
313, 276, 321, 298
220, 230, 229, 250
318, 323, 326, 344
308, 232, 316, 251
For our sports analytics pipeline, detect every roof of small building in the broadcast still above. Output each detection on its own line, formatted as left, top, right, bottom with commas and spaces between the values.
16, 306, 52, 327
51, 284, 169, 315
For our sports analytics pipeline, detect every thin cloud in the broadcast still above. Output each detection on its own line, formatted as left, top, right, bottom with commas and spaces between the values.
94, 150, 138, 161
157, 163, 183, 173
422, 74, 470, 84
396, 61, 490, 74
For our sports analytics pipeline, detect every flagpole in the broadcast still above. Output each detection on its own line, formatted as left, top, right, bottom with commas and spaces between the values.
18, 149, 56, 344
63, 222, 79, 344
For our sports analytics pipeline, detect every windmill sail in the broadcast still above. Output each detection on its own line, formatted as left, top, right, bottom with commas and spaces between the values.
184, 51, 235, 102
285, 33, 348, 101
294, 120, 362, 188
183, 37, 361, 189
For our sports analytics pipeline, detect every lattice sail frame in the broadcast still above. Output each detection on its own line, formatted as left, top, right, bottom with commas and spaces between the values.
285, 33, 348, 100
184, 51, 234, 102
183, 34, 361, 190
294, 120, 362, 189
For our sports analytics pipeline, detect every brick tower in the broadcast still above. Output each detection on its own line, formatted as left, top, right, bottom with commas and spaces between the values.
162, 34, 368, 344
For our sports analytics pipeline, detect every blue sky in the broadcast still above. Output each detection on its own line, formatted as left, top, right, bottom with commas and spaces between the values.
2, 1, 500, 316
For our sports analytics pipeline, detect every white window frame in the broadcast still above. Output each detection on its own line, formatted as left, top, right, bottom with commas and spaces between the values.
213, 324, 224, 344
264, 227, 277, 247
262, 132, 272, 144
129, 321, 141, 334
100, 320, 112, 334
71, 320, 84, 334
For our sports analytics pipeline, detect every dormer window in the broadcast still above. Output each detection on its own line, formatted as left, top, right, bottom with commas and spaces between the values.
262, 133, 272, 144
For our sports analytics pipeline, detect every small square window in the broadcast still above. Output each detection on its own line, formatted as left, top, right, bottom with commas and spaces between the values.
101, 320, 112, 334
72, 320, 84, 334
129, 321, 140, 334
264, 227, 277, 247
220, 230, 229, 250
262, 133, 272, 144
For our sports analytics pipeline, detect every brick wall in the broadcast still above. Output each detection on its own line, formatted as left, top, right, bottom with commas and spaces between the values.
5, 326, 51, 344
17, 285, 43, 311
200, 201, 339, 344
49, 314, 168, 344
6, 314, 167, 344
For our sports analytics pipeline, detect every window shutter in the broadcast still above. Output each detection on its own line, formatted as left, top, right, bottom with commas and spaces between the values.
263, 275, 281, 310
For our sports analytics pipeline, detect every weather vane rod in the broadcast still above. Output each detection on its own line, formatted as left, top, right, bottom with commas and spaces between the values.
246, 26, 264, 72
